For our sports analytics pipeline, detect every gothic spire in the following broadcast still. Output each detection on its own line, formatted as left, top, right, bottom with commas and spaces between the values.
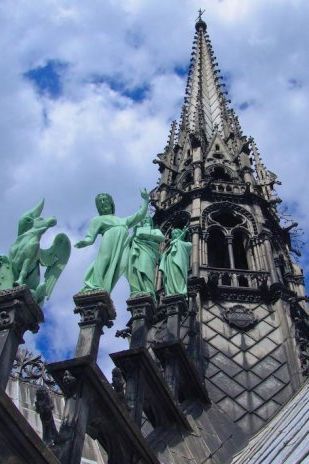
182, 12, 230, 142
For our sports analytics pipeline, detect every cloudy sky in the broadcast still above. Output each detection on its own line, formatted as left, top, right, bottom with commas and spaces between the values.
0, 0, 308, 376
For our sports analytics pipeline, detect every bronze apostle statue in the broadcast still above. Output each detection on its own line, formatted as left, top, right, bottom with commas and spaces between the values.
159, 227, 192, 296
75, 189, 150, 293
126, 216, 164, 299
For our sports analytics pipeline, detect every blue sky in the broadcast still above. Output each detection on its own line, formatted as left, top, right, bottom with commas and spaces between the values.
0, 0, 308, 375
24, 60, 68, 99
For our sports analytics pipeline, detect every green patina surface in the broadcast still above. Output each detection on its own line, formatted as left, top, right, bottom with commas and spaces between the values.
126, 216, 164, 299
0, 200, 71, 304
75, 189, 150, 293
159, 227, 192, 296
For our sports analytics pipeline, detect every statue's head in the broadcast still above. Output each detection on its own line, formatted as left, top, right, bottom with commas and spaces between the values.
18, 199, 57, 236
171, 228, 183, 240
95, 193, 115, 215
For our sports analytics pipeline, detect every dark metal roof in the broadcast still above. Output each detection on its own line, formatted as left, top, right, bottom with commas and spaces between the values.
147, 400, 247, 464
232, 380, 309, 464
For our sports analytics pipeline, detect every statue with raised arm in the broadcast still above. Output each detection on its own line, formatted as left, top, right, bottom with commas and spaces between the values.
126, 216, 164, 299
75, 189, 150, 293
159, 227, 192, 296
0, 200, 71, 304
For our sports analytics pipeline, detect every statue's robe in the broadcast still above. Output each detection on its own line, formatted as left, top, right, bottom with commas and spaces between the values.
0, 256, 14, 290
159, 237, 192, 296
126, 226, 164, 298
82, 208, 147, 293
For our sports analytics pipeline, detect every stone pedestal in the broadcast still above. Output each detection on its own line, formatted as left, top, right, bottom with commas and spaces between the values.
162, 294, 188, 341
111, 348, 190, 431
127, 294, 155, 349
153, 341, 209, 404
0, 286, 43, 390
46, 290, 116, 464
74, 290, 116, 359
155, 292, 208, 404
111, 295, 191, 430
48, 357, 160, 464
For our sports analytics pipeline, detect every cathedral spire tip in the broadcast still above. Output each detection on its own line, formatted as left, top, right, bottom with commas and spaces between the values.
195, 8, 207, 32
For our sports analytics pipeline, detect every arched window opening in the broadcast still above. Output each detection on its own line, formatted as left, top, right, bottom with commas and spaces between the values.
233, 230, 249, 270
211, 166, 232, 182
162, 211, 191, 236
207, 228, 229, 268
215, 144, 220, 151
173, 152, 178, 165
182, 172, 193, 189
278, 255, 286, 280
212, 210, 242, 228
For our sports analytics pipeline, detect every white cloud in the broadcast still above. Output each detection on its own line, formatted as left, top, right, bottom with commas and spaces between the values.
1, 0, 308, 374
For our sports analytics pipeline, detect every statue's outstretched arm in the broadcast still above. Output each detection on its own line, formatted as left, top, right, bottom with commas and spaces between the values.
75, 216, 102, 248
138, 228, 164, 243
126, 189, 150, 228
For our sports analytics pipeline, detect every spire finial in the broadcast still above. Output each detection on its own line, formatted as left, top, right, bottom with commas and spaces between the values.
195, 8, 207, 32
197, 8, 205, 22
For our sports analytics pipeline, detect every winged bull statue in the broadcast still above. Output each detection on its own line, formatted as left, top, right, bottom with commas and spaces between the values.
0, 199, 71, 305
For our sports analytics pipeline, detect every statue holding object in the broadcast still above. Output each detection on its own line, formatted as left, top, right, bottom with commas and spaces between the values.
126, 216, 164, 299
0, 199, 71, 304
75, 189, 150, 293
159, 227, 192, 296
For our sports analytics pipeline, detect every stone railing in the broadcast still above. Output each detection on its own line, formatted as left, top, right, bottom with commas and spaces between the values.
200, 266, 270, 289
210, 181, 246, 195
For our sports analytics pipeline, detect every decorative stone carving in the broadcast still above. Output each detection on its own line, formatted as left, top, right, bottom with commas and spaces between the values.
112, 367, 126, 403
74, 290, 116, 329
126, 294, 155, 349
115, 327, 132, 339
223, 305, 257, 330
161, 210, 191, 234
201, 201, 258, 235
35, 386, 59, 446
73, 290, 116, 359
0, 309, 11, 327
189, 224, 201, 236
289, 296, 309, 376
62, 370, 78, 398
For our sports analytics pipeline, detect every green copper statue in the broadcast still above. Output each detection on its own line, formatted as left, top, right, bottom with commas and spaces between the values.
75, 189, 150, 293
126, 216, 164, 299
0, 200, 71, 304
159, 227, 192, 296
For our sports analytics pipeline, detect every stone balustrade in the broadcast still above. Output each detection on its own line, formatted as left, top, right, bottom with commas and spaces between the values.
200, 266, 270, 289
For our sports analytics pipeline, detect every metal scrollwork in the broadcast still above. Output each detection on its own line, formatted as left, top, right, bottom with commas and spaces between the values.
10, 348, 60, 392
